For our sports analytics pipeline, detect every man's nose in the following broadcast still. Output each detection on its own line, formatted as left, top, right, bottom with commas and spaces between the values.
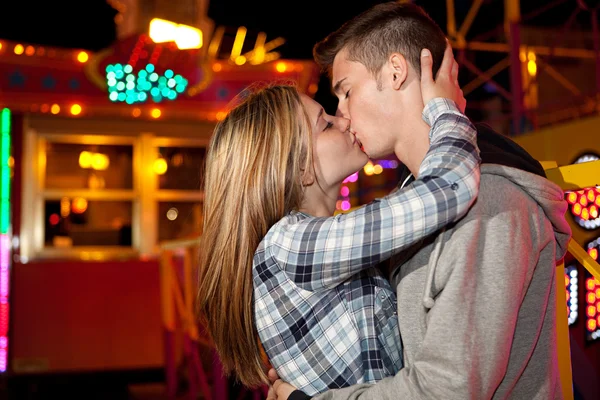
335, 107, 349, 119
333, 115, 351, 132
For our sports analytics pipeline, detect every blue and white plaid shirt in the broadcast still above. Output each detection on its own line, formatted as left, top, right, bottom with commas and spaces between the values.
253, 98, 481, 395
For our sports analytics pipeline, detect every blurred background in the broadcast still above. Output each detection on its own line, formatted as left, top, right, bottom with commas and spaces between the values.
0, 0, 600, 398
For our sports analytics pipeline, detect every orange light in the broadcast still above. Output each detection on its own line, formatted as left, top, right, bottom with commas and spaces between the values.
589, 248, 598, 260
216, 111, 227, 121
212, 63, 222, 72
582, 208, 590, 220
588, 319, 597, 332
580, 196, 588, 206
587, 278, 597, 291
308, 83, 318, 95
40, 104, 50, 113
588, 305, 597, 318
60, 197, 70, 218
50, 104, 60, 114
25, 46, 35, 56
572, 203, 582, 216
275, 62, 287, 73
14, 44, 24, 55
588, 190, 596, 202
153, 158, 168, 175
591, 205, 599, 219
0, 42, 3, 51
151, 108, 161, 118
132, 108, 141, 117
70, 104, 82, 115
77, 51, 89, 63
91, 153, 110, 171
72, 197, 88, 214
587, 292, 597, 304
567, 192, 578, 204
79, 151, 93, 168
527, 60, 537, 77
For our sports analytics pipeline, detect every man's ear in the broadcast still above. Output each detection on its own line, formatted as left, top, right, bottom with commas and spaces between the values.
388, 53, 409, 91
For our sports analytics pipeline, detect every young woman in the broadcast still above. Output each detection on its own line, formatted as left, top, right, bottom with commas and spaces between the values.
197, 47, 480, 395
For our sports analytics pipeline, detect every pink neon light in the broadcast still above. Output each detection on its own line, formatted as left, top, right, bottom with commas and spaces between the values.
0, 348, 6, 371
343, 172, 359, 183
0, 301, 8, 337
0, 234, 8, 299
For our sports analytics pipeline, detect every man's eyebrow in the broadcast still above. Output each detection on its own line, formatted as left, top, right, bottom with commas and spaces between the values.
333, 78, 347, 94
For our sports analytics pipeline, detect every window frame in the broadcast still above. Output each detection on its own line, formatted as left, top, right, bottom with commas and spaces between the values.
20, 130, 207, 261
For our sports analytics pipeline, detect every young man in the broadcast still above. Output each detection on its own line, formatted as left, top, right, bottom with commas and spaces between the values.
268, 2, 572, 399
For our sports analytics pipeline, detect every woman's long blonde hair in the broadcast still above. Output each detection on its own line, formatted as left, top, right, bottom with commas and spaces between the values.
197, 83, 313, 387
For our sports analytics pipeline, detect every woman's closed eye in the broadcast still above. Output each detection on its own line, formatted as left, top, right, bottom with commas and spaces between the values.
323, 121, 334, 131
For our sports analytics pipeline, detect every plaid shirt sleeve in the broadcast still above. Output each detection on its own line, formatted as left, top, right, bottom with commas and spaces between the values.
268, 98, 481, 291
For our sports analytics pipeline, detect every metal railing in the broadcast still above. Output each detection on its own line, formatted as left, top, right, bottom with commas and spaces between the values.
159, 237, 266, 400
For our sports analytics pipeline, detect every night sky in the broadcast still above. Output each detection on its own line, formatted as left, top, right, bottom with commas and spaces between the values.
0, 0, 591, 113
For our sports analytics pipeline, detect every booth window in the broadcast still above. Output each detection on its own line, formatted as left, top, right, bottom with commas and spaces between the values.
43, 142, 135, 249
22, 133, 206, 260
21, 134, 137, 260
44, 200, 133, 247
45, 142, 133, 190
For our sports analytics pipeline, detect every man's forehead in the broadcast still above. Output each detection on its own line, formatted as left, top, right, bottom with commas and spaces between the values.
331, 50, 353, 92
331, 49, 350, 81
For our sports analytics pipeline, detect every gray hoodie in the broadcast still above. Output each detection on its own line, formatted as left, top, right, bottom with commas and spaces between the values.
314, 164, 572, 400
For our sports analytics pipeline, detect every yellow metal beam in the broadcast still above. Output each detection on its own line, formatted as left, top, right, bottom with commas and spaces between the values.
457, 0, 483, 40
462, 57, 510, 96
160, 251, 176, 331
207, 25, 225, 60
540, 161, 558, 170
568, 239, 600, 283
446, 0, 457, 38
545, 160, 600, 191
536, 58, 581, 96
451, 40, 597, 59
504, 0, 521, 23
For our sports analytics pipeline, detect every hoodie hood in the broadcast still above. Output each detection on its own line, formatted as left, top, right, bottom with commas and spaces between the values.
475, 123, 571, 261
480, 164, 571, 261
398, 123, 571, 261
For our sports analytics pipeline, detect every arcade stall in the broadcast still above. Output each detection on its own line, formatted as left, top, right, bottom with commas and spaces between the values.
0, 25, 319, 380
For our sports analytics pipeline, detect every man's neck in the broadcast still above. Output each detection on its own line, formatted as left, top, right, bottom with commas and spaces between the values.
394, 119, 430, 177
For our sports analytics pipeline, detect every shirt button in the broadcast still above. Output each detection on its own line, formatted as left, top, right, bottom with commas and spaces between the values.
451, 182, 459, 190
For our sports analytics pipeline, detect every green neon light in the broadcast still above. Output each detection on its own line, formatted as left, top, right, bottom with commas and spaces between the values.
0, 109, 11, 235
